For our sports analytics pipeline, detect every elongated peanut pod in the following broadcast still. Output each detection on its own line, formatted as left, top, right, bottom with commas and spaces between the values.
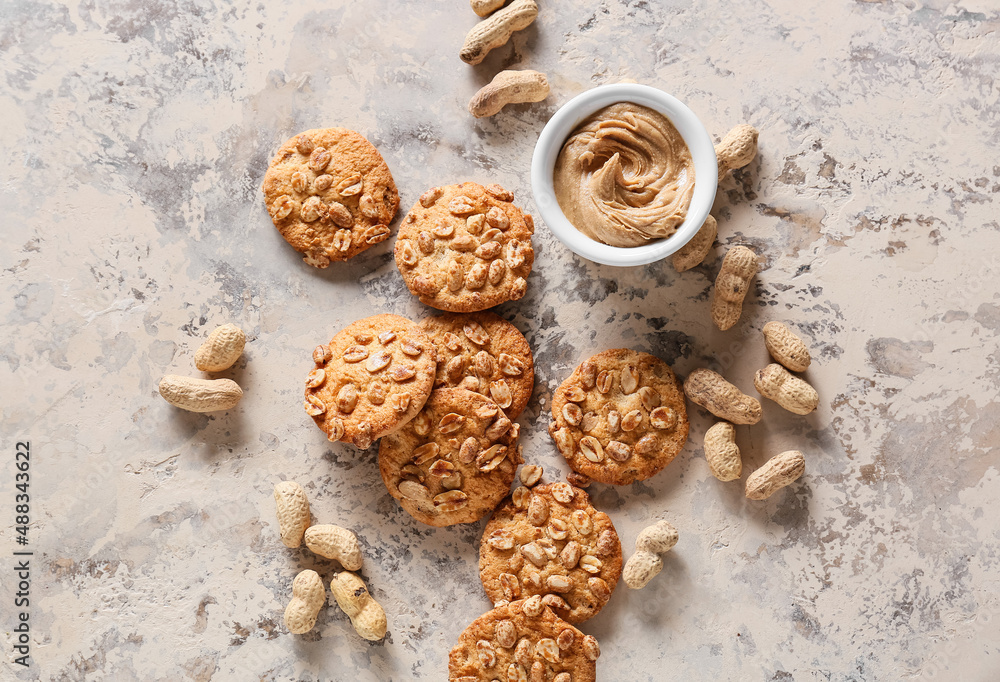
273, 481, 310, 548
711, 245, 758, 331
158, 375, 242, 412
762, 321, 811, 372
284, 569, 325, 634
623, 521, 678, 589
469, 70, 549, 118
194, 323, 246, 371
304, 525, 363, 570
672, 215, 717, 273
746, 450, 805, 500
683, 368, 762, 425
754, 364, 819, 415
460, 0, 538, 65
716, 124, 758, 180
330, 571, 387, 641
704, 422, 741, 481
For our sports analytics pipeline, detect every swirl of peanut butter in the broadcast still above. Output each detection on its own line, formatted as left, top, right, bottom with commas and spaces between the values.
553, 102, 696, 247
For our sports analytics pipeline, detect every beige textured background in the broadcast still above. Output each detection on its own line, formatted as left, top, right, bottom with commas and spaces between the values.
2, 0, 999, 680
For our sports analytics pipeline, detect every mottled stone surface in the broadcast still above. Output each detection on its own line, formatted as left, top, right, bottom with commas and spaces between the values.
2, 0, 999, 680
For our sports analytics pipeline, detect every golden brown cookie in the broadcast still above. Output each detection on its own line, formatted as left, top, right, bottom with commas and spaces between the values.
394, 182, 535, 312
448, 598, 600, 682
304, 314, 436, 449
262, 128, 399, 266
549, 349, 689, 485
378, 388, 523, 527
479, 482, 622, 624
419, 312, 534, 420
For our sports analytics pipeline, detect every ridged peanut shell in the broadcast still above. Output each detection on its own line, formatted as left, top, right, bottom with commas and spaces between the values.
303, 524, 363, 570
683, 368, 761, 425
745, 450, 805, 500
274, 481, 310, 548
711, 246, 758, 331
672, 215, 717, 273
762, 321, 811, 372
158, 375, 242, 412
330, 571, 387, 641
754, 364, 818, 415
194, 323, 246, 371
704, 422, 741, 481
283, 569, 325, 634
460, 0, 538, 65
715, 124, 759, 180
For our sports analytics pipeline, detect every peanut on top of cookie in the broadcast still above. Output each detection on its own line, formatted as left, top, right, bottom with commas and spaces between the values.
394, 182, 535, 312
549, 349, 689, 485
262, 127, 399, 267
305, 314, 436, 449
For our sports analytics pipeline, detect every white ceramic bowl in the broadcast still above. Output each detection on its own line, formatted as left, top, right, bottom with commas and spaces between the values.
531, 83, 718, 267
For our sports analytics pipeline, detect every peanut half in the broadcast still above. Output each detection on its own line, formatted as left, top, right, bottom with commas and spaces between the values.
274, 481, 311, 549
304, 525, 363, 571
762, 321, 811, 372
623, 520, 679, 589
460, 0, 538, 65
704, 422, 741, 482
194, 323, 246, 372
711, 245, 758, 331
330, 571, 387, 641
158, 375, 242, 412
283, 569, 325, 634
745, 450, 805, 500
671, 215, 717, 273
469, 70, 549, 118
715, 124, 759, 181
683, 368, 762, 425
754, 364, 819, 415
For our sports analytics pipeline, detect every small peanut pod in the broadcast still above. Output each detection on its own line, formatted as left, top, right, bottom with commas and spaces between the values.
704, 422, 741, 481
683, 368, 762, 425
623, 520, 678, 589
460, 0, 538, 65
754, 364, 819, 415
304, 524, 363, 571
274, 481, 310, 548
194, 323, 246, 371
762, 321, 811, 372
158, 375, 242, 412
330, 571, 387, 641
715, 124, 759, 180
471, 0, 506, 16
745, 450, 805, 500
283, 569, 325, 634
672, 215, 717, 273
468, 69, 549, 118
711, 245, 758, 331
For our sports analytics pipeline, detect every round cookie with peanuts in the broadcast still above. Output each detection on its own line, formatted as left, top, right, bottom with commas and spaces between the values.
549, 349, 689, 485
479, 482, 623, 624
304, 314, 436, 449
262, 127, 399, 267
394, 181, 535, 312
378, 388, 523, 527
448, 597, 600, 682
419, 311, 535, 420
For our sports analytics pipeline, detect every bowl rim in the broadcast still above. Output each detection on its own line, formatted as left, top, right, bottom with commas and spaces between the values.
530, 83, 718, 267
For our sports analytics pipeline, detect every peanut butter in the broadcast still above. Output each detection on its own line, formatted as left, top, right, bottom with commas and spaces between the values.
553, 102, 696, 247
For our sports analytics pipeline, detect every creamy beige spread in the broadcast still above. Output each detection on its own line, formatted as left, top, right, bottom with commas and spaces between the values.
553, 102, 696, 247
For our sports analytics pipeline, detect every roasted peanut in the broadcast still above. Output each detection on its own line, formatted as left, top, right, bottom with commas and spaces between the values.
469, 70, 549, 118
762, 321, 811, 372
194, 323, 246, 372
683, 368, 762, 425
711, 245, 758, 331
460, 0, 538, 65
519, 464, 543, 487
745, 450, 805, 500
623, 520, 678, 589
284, 569, 325, 634
158, 375, 242, 412
471, 0, 506, 16
704, 422, 741, 482
754, 364, 819, 415
330, 571, 387, 641
672, 215, 717, 273
715, 124, 758, 180
274, 481, 310, 548
304, 525, 363, 571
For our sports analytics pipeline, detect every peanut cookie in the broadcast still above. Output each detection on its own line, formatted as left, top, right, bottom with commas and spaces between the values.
419, 312, 534, 420
394, 182, 535, 312
448, 598, 599, 682
378, 388, 523, 527
549, 349, 689, 485
262, 128, 399, 267
479, 482, 622, 623
305, 315, 436, 449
